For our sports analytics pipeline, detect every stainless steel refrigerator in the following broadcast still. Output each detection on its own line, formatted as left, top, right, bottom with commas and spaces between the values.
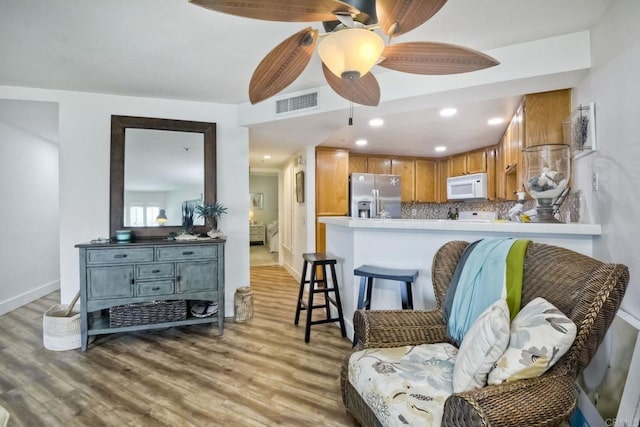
349, 173, 402, 219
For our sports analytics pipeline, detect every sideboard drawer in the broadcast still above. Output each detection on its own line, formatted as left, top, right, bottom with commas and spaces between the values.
86, 248, 154, 265
156, 245, 218, 261
137, 280, 175, 297
135, 263, 174, 280
87, 266, 134, 299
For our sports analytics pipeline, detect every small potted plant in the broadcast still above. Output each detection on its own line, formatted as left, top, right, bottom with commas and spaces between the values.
196, 201, 228, 238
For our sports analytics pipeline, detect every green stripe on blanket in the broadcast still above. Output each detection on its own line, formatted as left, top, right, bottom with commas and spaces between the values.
505, 239, 530, 320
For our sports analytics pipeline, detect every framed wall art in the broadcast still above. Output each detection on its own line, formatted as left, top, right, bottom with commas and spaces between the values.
564, 102, 597, 159
250, 192, 264, 210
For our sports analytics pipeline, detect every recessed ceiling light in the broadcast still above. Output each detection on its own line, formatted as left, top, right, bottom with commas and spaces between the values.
487, 117, 504, 125
435, 146, 447, 152
369, 118, 384, 127
263, 155, 271, 159
440, 107, 457, 117
355, 139, 368, 146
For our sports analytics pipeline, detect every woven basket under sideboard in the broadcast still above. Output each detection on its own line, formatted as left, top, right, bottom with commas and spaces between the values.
109, 300, 187, 328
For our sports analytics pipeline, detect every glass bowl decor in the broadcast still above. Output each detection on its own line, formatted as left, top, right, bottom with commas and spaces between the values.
522, 144, 571, 223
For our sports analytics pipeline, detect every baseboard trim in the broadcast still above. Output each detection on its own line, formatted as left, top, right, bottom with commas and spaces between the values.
282, 261, 301, 283
0, 279, 60, 316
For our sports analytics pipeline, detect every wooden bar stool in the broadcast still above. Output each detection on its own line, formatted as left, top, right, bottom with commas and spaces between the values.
354, 265, 419, 310
294, 252, 347, 343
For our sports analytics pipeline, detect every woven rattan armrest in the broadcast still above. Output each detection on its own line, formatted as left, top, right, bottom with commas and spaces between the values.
352, 309, 449, 349
442, 369, 578, 426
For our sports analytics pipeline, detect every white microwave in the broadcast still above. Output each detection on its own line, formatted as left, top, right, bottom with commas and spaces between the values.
447, 173, 488, 200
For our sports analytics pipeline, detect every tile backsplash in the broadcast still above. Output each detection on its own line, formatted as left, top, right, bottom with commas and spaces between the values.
401, 191, 581, 223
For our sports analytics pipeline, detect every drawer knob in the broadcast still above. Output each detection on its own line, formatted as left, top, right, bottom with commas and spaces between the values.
151, 287, 161, 291
182, 251, 194, 256
151, 269, 161, 273
114, 254, 128, 259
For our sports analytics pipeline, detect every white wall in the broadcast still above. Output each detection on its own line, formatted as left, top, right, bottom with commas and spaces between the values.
0, 86, 250, 317
0, 100, 60, 315
570, 0, 640, 421
572, 0, 640, 319
277, 151, 309, 279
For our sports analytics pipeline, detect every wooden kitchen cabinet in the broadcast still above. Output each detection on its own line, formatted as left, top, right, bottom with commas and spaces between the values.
391, 158, 415, 202
316, 219, 326, 253
415, 159, 438, 203
486, 146, 497, 200
315, 147, 349, 216
503, 105, 523, 172
494, 89, 570, 201
349, 154, 368, 174
437, 159, 449, 203
466, 149, 487, 174
523, 89, 571, 148
449, 154, 467, 177
495, 141, 505, 199
448, 149, 488, 177
367, 157, 392, 174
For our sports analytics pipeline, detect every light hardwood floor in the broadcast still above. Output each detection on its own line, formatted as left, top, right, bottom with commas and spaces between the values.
249, 244, 278, 267
0, 266, 356, 426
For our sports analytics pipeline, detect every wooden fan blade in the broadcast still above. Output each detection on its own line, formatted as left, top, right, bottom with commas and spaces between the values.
249, 28, 318, 104
378, 41, 499, 75
189, 0, 359, 22
376, 0, 447, 37
322, 63, 380, 106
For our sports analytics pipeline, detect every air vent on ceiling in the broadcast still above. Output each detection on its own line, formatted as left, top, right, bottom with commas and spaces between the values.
276, 92, 318, 114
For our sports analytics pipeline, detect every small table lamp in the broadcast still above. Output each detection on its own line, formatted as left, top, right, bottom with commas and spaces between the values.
249, 209, 254, 225
156, 209, 168, 226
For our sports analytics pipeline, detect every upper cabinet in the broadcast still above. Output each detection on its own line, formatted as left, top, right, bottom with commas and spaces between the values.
486, 146, 497, 200
348, 154, 368, 174
449, 153, 467, 177
523, 89, 571, 148
391, 158, 416, 202
315, 147, 349, 216
367, 157, 392, 174
466, 149, 488, 174
448, 148, 488, 177
415, 159, 439, 203
437, 160, 449, 203
496, 89, 571, 200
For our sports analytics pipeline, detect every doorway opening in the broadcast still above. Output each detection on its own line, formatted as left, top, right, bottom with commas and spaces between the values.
249, 171, 279, 267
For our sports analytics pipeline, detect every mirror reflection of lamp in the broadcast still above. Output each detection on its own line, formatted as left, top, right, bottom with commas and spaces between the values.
249, 209, 254, 225
156, 209, 168, 226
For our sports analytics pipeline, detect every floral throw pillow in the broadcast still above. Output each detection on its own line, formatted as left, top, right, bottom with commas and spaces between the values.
488, 297, 577, 385
453, 299, 511, 393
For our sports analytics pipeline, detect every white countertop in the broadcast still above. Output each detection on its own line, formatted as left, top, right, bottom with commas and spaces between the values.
319, 216, 601, 236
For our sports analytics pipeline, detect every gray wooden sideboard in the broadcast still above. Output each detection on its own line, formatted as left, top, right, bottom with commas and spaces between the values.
76, 239, 225, 351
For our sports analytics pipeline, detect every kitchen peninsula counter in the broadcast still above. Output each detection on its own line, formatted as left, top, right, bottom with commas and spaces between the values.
319, 216, 601, 339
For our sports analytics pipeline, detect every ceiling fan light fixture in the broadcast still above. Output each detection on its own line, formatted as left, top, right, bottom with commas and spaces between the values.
318, 28, 384, 79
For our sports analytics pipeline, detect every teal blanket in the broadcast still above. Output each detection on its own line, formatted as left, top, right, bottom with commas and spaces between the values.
446, 238, 529, 345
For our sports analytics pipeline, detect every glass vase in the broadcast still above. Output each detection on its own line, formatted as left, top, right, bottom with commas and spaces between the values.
522, 144, 571, 223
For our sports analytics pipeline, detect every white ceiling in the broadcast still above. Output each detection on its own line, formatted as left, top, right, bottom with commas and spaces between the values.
0, 0, 611, 167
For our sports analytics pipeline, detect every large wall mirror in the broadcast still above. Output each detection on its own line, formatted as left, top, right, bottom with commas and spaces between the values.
110, 115, 216, 239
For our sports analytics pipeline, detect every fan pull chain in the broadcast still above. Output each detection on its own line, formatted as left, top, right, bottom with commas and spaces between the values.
348, 101, 353, 126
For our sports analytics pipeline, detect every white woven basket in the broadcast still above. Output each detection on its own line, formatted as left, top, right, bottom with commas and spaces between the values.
43, 304, 81, 351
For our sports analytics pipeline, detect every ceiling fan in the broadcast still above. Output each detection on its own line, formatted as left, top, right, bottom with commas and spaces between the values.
189, 0, 499, 106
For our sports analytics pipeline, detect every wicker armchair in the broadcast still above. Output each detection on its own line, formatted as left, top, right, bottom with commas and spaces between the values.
341, 241, 629, 426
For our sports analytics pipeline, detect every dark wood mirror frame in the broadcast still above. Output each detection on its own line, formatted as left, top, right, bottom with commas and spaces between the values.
110, 115, 217, 239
